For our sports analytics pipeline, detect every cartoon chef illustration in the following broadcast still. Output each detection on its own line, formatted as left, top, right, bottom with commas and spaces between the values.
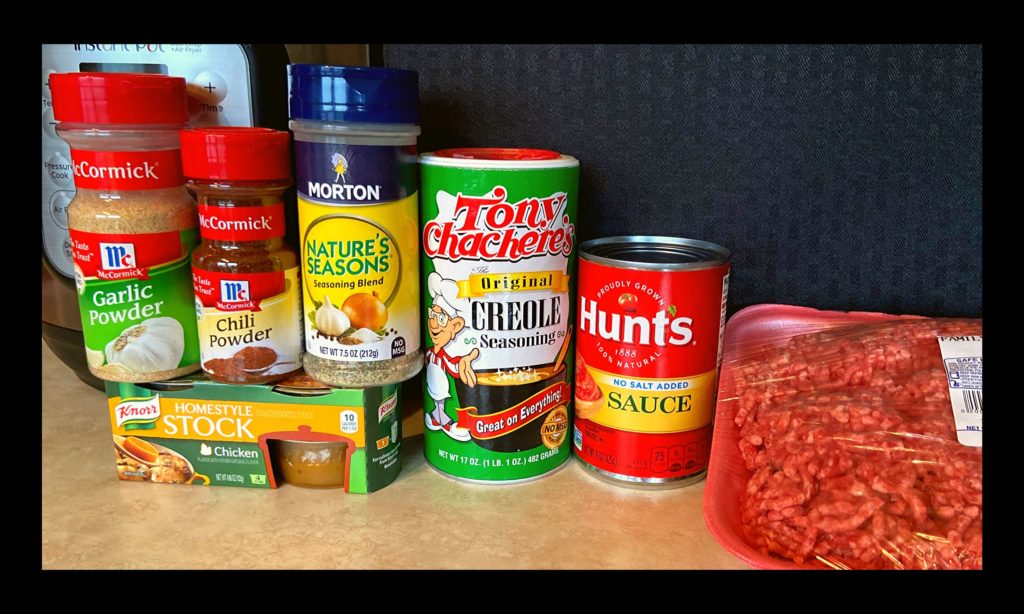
425, 271, 479, 442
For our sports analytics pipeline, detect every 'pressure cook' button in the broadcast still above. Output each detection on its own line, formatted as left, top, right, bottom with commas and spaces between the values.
45, 152, 73, 187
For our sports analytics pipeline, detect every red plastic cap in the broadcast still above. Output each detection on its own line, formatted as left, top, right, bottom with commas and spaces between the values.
435, 148, 561, 161
180, 128, 292, 181
50, 72, 188, 125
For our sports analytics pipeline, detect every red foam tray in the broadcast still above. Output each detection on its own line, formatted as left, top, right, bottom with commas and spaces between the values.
703, 304, 920, 570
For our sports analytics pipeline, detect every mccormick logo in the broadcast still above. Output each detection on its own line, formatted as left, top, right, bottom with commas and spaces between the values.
99, 242, 136, 271
220, 279, 250, 303
114, 395, 161, 430
579, 296, 694, 347
74, 160, 159, 181
199, 212, 275, 233
423, 186, 575, 262
307, 153, 382, 201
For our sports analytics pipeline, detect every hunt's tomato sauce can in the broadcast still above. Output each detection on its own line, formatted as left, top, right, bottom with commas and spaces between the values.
573, 236, 731, 488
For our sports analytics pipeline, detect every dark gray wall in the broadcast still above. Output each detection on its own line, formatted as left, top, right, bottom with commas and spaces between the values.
384, 44, 982, 317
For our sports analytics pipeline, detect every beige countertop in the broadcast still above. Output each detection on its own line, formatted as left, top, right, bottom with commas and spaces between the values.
42, 341, 747, 569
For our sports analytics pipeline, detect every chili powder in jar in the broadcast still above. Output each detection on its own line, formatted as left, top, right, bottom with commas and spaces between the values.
181, 128, 304, 385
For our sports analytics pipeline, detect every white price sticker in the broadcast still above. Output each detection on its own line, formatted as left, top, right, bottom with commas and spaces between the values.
937, 336, 982, 447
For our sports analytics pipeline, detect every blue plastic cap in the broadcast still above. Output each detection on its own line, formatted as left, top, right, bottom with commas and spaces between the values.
288, 64, 420, 124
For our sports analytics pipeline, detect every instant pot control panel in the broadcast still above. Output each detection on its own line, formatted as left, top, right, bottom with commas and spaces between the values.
41, 44, 256, 278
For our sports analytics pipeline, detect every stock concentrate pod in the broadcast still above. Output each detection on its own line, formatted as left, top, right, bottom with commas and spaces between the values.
419, 148, 579, 483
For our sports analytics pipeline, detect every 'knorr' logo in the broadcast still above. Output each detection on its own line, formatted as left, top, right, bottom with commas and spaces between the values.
114, 396, 161, 430
378, 391, 398, 423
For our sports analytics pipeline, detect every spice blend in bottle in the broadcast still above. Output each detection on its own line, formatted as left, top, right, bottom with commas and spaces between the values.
289, 65, 423, 388
181, 127, 304, 385
51, 73, 200, 383
418, 148, 579, 483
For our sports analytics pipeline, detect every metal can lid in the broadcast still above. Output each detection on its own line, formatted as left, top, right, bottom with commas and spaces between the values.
421, 149, 578, 169
580, 236, 731, 271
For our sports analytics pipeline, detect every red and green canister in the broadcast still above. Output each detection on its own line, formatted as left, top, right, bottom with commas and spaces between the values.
419, 148, 580, 483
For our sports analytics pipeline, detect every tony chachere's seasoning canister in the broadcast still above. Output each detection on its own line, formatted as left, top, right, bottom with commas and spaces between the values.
181, 127, 304, 385
51, 73, 200, 383
419, 148, 579, 483
289, 65, 422, 388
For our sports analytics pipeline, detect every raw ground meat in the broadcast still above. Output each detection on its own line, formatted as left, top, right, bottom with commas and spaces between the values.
730, 318, 982, 569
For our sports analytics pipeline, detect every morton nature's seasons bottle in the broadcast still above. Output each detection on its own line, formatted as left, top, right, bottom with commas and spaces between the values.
289, 65, 423, 388
51, 73, 200, 383
573, 236, 731, 488
420, 148, 579, 483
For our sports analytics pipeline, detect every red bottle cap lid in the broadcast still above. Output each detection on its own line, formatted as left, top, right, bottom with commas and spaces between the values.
434, 148, 561, 161
50, 72, 189, 125
180, 127, 292, 181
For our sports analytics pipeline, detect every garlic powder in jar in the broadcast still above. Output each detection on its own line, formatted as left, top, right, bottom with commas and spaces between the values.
51, 73, 200, 383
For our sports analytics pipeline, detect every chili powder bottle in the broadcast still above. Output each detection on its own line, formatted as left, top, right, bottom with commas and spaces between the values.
181, 127, 304, 384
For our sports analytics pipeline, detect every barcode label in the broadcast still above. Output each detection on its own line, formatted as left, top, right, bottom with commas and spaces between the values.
937, 336, 982, 447
961, 389, 983, 414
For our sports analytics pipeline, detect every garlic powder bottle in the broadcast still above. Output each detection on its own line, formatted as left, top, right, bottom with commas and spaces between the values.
51, 73, 200, 382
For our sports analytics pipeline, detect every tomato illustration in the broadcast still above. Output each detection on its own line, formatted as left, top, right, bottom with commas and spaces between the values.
618, 292, 639, 312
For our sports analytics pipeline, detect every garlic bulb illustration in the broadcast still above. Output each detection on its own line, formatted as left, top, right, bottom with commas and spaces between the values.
315, 295, 351, 337
104, 317, 185, 373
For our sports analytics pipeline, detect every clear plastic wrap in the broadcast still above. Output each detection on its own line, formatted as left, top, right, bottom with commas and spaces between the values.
712, 310, 981, 570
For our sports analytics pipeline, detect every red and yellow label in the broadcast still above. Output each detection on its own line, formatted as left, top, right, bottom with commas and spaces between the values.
574, 257, 730, 480
581, 367, 718, 433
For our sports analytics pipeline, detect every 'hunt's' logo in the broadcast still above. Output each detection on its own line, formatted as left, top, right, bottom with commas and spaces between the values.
114, 396, 161, 430
220, 280, 250, 303
99, 243, 136, 270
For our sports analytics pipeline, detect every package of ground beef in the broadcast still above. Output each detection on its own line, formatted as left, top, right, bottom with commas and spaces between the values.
704, 306, 982, 570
